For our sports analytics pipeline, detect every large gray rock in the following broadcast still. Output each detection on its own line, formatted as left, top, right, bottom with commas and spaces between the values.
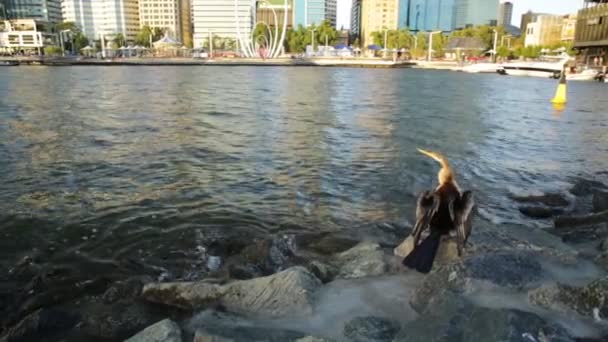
529, 276, 608, 319
400, 297, 573, 342
411, 253, 543, 314
0, 308, 79, 342
143, 267, 321, 318
593, 191, 608, 213
294, 337, 334, 342
124, 319, 182, 342
331, 242, 387, 279
513, 193, 570, 207
221, 266, 320, 317
343, 316, 400, 342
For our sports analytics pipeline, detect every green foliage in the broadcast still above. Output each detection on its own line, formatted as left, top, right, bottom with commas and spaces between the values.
497, 45, 510, 58
371, 28, 417, 49
113, 33, 125, 47
73, 32, 89, 51
44, 46, 63, 56
284, 21, 338, 53
450, 25, 507, 51
55, 21, 80, 33
134, 26, 164, 47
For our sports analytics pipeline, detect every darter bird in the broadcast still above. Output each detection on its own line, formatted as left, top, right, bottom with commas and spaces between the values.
402, 149, 475, 274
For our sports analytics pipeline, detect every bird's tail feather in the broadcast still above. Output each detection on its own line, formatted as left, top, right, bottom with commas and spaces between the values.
402, 234, 441, 274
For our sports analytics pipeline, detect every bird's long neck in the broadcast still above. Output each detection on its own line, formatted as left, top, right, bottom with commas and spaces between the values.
418, 149, 461, 192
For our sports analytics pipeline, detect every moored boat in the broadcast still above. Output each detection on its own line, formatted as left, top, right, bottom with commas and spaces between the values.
0, 60, 19, 66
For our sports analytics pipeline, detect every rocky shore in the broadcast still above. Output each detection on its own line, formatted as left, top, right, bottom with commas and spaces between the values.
3, 178, 608, 342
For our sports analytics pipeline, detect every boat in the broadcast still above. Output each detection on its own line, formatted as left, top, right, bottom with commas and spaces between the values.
462, 63, 500, 73
567, 68, 600, 81
0, 60, 19, 66
497, 55, 572, 79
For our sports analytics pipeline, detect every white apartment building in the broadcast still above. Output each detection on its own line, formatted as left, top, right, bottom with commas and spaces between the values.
0, 19, 44, 50
192, 0, 253, 48
139, 0, 180, 39
61, 0, 140, 42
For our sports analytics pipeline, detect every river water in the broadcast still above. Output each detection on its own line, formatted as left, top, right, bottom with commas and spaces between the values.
1, 66, 608, 337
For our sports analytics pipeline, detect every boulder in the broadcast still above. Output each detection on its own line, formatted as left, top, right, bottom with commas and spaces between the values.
343, 316, 401, 342
124, 319, 182, 342
394, 235, 460, 265
570, 179, 607, 197
0, 308, 79, 342
519, 206, 564, 219
221, 266, 320, 317
306, 261, 337, 283
193, 330, 234, 342
193, 326, 306, 342
294, 337, 334, 342
143, 267, 321, 318
513, 193, 570, 207
411, 253, 543, 314
593, 191, 608, 213
600, 237, 608, 252
400, 296, 573, 342
555, 210, 608, 228
331, 242, 387, 279
103, 277, 150, 304
528, 276, 608, 319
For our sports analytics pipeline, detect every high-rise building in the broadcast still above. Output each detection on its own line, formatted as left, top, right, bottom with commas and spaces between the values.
398, 0, 455, 32
359, 0, 398, 47
192, 0, 253, 48
3, 0, 62, 24
497, 1, 513, 26
139, 0, 192, 45
561, 14, 576, 42
453, 0, 497, 29
61, 0, 139, 42
293, 0, 336, 27
350, 0, 361, 38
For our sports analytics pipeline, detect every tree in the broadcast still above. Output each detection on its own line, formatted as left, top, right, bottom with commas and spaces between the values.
55, 21, 80, 33
134, 26, 164, 47
113, 33, 125, 47
497, 45, 510, 58
44, 46, 63, 56
284, 21, 337, 53
73, 32, 89, 51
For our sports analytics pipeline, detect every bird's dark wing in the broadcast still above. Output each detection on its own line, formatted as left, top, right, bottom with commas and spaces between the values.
449, 191, 475, 256
411, 190, 440, 247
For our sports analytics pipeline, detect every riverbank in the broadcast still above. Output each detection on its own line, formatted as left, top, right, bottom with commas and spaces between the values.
0, 56, 416, 68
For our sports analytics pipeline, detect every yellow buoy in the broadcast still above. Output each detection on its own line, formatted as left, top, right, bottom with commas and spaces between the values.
551, 68, 567, 104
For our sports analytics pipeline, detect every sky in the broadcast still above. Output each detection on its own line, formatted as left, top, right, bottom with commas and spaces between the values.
336, 0, 585, 29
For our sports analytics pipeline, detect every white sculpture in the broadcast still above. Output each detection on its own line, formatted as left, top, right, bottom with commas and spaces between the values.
235, 0, 288, 58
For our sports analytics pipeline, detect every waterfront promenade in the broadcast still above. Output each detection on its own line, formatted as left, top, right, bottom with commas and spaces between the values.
0, 56, 417, 68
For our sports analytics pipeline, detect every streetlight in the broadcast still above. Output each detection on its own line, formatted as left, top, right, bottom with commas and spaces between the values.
383, 28, 389, 58
59, 29, 70, 56
427, 30, 441, 62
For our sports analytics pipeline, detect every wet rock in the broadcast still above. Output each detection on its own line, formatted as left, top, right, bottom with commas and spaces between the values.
556, 224, 608, 244
1, 308, 79, 342
520, 206, 564, 219
513, 193, 570, 207
125, 319, 182, 342
220, 266, 320, 317
306, 260, 337, 283
394, 235, 460, 265
593, 191, 608, 213
555, 210, 608, 228
102, 277, 150, 304
142, 282, 225, 310
599, 238, 608, 252
299, 234, 360, 256
570, 179, 607, 197
343, 316, 400, 342
463, 253, 542, 288
331, 242, 387, 279
223, 235, 298, 280
294, 337, 334, 342
193, 326, 306, 342
529, 276, 608, 319
401, 297, 573, 342
143, 267, 321, 318
193, 331, 235, 342
411, 253, 542, 314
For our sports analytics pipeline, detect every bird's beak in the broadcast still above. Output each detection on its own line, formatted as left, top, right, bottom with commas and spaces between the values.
417, 148, 445, 164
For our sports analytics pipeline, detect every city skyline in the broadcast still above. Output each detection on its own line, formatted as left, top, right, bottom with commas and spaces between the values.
337, 0, 585, 29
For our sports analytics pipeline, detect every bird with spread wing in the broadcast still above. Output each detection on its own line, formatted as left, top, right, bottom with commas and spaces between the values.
402, 149, 475, 274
